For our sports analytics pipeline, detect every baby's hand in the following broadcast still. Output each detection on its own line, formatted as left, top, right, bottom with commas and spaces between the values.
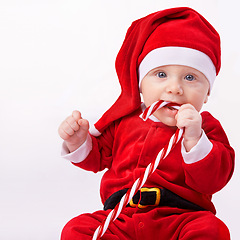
175, 104, 202, 152
58, 110, 89, 152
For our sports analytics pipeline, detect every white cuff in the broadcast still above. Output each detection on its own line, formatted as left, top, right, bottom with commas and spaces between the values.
181, 130, 213, 164
61, 134, 92, 163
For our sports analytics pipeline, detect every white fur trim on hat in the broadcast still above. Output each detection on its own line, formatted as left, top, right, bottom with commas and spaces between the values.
138, 47, 216, 91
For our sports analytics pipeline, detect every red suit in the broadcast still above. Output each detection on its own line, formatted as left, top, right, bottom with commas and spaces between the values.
60, 7, 235, 240
61, 108, 234, 239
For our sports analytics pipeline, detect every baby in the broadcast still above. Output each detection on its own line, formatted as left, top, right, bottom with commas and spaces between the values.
59, 7, 235, 240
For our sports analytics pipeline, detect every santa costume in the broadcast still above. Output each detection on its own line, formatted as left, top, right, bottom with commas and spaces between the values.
61, 7, 235, 240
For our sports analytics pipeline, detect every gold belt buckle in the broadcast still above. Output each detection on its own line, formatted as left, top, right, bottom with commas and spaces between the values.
129, 187, 161, 209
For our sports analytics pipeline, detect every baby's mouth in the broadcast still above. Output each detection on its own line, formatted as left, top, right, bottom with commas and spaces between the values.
164, 102, 181, 110
166, 106, 176, 110
141, 100, 181, 121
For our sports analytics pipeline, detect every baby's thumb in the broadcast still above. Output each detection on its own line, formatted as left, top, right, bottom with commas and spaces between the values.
78, 118, 90, 132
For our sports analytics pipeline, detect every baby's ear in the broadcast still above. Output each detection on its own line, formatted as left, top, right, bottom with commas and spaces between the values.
204, 94, 209, 104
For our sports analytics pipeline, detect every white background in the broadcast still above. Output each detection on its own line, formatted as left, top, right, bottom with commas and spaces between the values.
0, 0, 239, 239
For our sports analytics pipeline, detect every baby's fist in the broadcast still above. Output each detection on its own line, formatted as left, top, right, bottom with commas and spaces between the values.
175, 104, 202, 152
58, 110, 89, 152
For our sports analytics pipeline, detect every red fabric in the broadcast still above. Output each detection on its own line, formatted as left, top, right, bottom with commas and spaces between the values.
63, 8, 231, 239
61, 207, 230, 240
74, 109, 234, 214
94, 7, 221, 134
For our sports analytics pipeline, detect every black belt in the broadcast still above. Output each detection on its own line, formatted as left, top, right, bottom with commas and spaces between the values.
104, 187, 205, 211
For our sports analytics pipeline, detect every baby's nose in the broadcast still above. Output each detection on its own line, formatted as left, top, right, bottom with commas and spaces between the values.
166, 78, 183, 95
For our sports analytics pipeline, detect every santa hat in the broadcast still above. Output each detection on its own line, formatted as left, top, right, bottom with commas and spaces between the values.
91, 7, 221, 136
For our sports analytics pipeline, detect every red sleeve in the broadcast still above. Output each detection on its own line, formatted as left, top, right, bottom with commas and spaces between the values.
72, 121, 118, 173
183, 111, 235, 194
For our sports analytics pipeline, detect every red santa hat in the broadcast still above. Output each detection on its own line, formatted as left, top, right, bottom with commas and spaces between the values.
91, 7, 221, 136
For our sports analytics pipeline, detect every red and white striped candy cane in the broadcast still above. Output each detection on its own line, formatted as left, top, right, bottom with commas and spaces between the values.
92, 100, 183, 240
140, 100, 180, 121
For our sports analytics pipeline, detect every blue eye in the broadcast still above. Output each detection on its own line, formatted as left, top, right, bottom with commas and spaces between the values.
157, 72, 167, 78
185, 74, 195, 81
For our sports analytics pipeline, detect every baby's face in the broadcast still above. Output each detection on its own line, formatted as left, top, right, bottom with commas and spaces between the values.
140, 65, 209, 126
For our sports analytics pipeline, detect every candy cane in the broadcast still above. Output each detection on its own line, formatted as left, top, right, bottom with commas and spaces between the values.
92, 101, 183, 240
140, 100, 180, 121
